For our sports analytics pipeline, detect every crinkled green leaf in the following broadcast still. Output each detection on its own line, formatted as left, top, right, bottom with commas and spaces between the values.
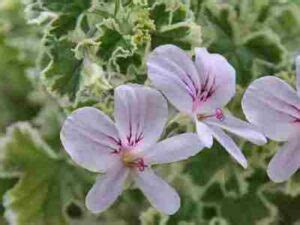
200, 171, 272, 225
42, 37, 83, 100
0, 0, 40, 131
188, 144, 229, 186
0, 176, 17, 215
150, 3, 202, 50
25, 0, 91, 38
32, 98, 64, 150
268, 3, 300, 52
219, 193, 269, 225
0, 123, 92, 225
2, 0, 300, 224
243, 31, 286, 65
285, 172, 300, 197
197, 0, 295, 86
140, 208, 169, 225
264, 190, 300, 224
28, 0, 201, 105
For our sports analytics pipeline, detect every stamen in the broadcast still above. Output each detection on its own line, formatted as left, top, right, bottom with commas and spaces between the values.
122, 152, 148, 172
197, 108, 225, 121
215, 108, 225, 121
135, 158, 148, 172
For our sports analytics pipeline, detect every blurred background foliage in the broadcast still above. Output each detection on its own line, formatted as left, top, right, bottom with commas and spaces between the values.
0, 0, 300, 224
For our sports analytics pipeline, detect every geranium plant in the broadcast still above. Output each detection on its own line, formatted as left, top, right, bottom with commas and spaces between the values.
0, 0, 300, 225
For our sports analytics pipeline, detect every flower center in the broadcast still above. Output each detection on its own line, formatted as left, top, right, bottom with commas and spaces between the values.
197, 108, 225, 121
122, 152, 147, 172
192, 75, 216, 112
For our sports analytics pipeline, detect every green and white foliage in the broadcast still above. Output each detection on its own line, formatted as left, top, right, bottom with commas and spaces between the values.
0, 0, 300, 225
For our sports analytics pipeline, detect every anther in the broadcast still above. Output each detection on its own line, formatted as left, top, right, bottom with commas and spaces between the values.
136, 158, 148, 172
215, 108, 225, 121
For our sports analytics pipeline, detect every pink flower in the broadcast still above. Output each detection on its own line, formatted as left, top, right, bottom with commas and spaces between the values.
147, 45, 266, 168
242, 56, 300, 182
60, 84, 204, 214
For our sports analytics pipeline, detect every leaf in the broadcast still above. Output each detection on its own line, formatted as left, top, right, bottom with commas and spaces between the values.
97, 28, 136, 63
42, 37, 83, 101
32, 99, 65, 151
203, 4, 237, 40
32, 0, 201, 104
200, 171, 272, 225
0, 0, 40, 131
268, 3, 300, 52
0, 123, 92, 225
25, 0, 91, 38
187, 143, 229, 186
150, 2, 202, 50
285, 172, 300, 197
0, 176, 17, 215
140, 208, 169, 225
219, 193, 269, 225
264, 191, 300, 224
200, 1, 294, 86
243, 31, 287, 65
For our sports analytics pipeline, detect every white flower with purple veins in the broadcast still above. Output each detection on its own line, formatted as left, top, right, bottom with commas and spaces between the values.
60, 84, 204, 215
242, 56, 300, 182
147, 45, 266, 168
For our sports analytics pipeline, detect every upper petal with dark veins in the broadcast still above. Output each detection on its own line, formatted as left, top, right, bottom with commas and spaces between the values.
114, 84, 168, 149
194, 48, 236, 114
147, 45, 201, 115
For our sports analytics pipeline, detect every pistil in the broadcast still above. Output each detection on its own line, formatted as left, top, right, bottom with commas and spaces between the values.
122, 152, 148, 172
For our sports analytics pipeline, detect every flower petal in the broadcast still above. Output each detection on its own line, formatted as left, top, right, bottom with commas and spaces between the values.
242, 76, 300, 142
205, 113, 267, 145
60, 107, 121, 172
147, 44, 200, 114
143, 133, 204, 165
114, 84, 168, 149
209, 125, 248, 168
267, 136, 300, 182
134, 168, 180, 215
296, 56, 300, 96
86, 165, 129, 213
196, 120, 213, 148
194, 48, 236, 113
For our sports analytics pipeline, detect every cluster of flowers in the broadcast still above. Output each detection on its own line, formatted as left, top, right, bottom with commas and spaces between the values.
60, 45, 300, 215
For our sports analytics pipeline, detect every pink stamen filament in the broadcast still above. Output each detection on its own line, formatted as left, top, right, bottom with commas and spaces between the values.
197, 108, 225, 121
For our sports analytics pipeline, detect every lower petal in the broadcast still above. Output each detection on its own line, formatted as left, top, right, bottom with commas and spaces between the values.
267, 137, 300, 182
86, 165, 129, 213
134, 169, 180, 215
205, 113, 267, 145
209, 125, 248, 168
196, 120, 213, 148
